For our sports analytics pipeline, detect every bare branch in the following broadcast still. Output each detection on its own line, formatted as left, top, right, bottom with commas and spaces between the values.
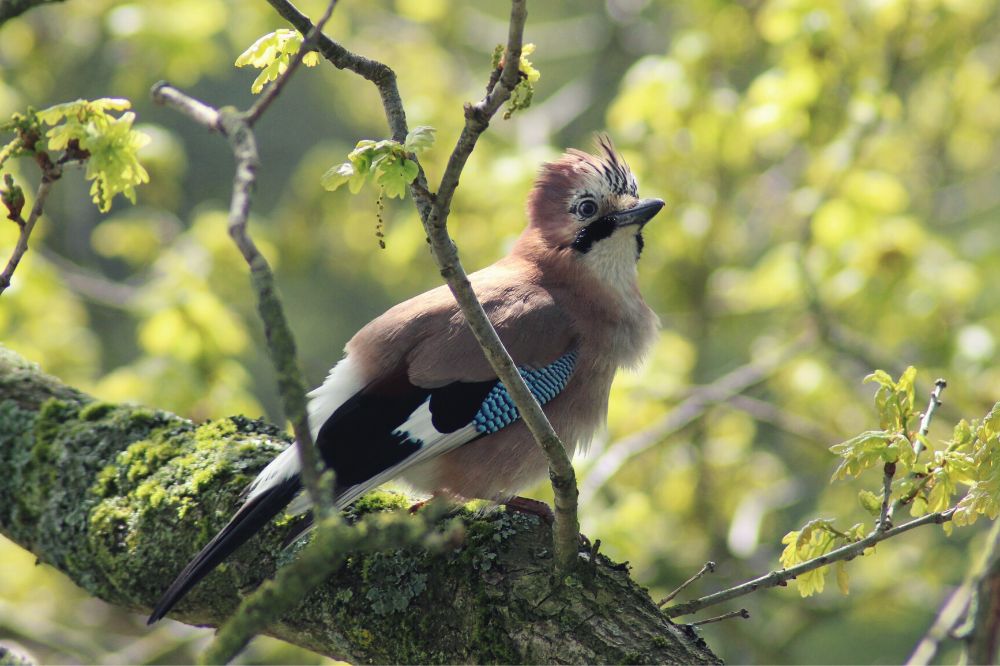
151, 83, 329, 520
876, 461, 896, 532
889, 380, 948, 522
664, 508, 956, 618
659, 561, 716, 607
150, 84, 221, 130
688, 608, 750, 627
915, 378, 947, 457
0, 178, 54, 295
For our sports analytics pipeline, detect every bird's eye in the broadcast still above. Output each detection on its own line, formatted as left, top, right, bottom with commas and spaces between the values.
577, 199, 598, 219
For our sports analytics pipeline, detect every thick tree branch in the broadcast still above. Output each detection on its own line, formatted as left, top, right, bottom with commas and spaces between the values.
0, 346, 721, 665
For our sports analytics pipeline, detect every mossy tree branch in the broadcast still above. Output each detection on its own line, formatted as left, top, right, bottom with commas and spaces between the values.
0, 346, 721, 664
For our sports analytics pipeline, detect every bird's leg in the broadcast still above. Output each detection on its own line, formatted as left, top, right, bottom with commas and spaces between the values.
408, 492, 442, 514
503, 496, 554, 524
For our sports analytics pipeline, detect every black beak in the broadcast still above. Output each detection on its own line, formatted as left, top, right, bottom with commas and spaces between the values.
614, 198, 665, 228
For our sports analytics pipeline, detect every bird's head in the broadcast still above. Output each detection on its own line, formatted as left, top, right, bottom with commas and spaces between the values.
523, 136, 664, 283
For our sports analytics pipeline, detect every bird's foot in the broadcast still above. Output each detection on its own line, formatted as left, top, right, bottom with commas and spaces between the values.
503, 496, 554, 524
408, 492, 444, 514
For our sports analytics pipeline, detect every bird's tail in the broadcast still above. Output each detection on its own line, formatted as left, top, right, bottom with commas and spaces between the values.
146, 475, 301, 624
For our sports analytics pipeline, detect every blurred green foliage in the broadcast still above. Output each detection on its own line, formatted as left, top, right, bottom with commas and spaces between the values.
2, 0, 1000, 663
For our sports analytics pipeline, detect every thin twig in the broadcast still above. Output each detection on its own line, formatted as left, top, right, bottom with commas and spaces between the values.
0, 178, 54, 295
876, 461, 896, 533
688, 608, 750, 626
915, 379, 947, 457
664, 508, 956, 618
152, 83, 329, 519
889, 380, 948, 521
245, 0, 339, 125
659, 561, 717, 607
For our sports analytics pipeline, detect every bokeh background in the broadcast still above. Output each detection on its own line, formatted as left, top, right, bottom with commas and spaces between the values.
2, 0, 1000, 663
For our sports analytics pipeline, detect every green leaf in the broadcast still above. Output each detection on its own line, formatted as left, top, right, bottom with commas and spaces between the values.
33, 99, 149, 212
858, 490, 882, 516
323, 135, 421, 199
235, 29, 319, 94
863, 370, 895, 389
404, 126, 436, 153
321, 162, 354, 191
830, 430, 890, 480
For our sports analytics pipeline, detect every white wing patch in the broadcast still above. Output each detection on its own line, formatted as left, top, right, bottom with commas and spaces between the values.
334, 400, 479, 508
246, 356, 365, 503
245, 443, 301, 501
391, 399, 442, 445
307, 356, 365, 439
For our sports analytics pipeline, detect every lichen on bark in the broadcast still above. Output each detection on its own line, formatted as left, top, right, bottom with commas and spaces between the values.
0, 346, 721, 664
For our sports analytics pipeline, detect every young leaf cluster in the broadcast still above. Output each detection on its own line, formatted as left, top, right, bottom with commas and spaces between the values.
320, 127, 435, 200
780, 368, 1000, 598
931, 403, 999, 528
779, 520, 866, 596
829, 368, 918, 479
235, 29, 321, 94
493, 43, 540, 120
1, 99, 150, 212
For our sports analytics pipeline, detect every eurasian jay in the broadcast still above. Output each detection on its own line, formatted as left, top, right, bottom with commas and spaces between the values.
147, 136, 663, 623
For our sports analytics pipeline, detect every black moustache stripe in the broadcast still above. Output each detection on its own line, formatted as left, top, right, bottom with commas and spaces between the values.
570, 216, 616, 254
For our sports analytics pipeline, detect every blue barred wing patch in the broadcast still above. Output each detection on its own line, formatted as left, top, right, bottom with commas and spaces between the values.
473, 351, 578, 434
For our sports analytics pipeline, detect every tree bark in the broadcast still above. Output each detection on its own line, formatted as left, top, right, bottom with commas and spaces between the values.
0, 346, 721, 664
